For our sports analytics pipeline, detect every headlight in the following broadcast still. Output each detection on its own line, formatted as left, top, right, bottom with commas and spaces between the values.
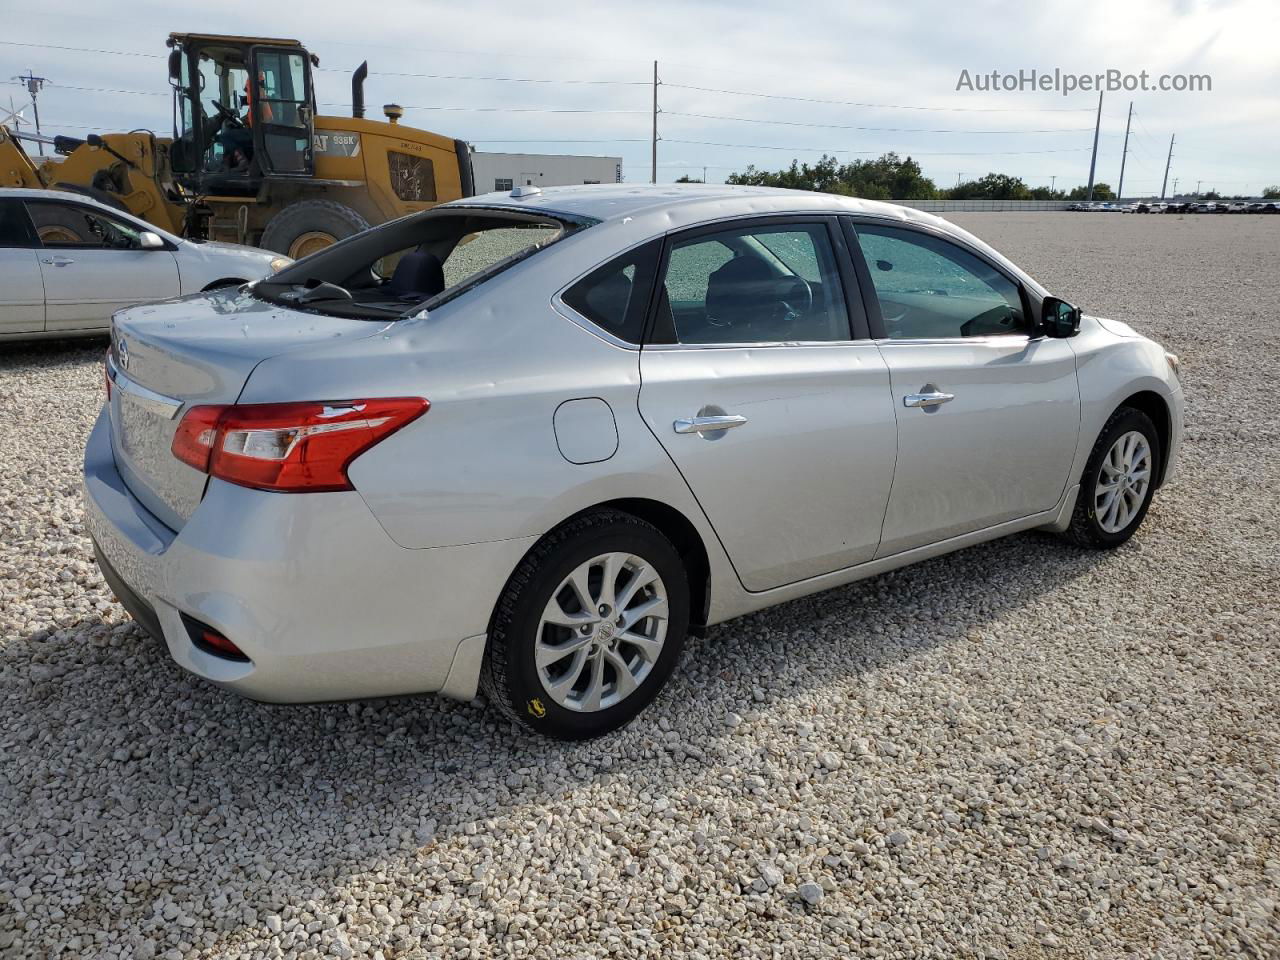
269, 256, 292, 274
1165, 351, 1181, 373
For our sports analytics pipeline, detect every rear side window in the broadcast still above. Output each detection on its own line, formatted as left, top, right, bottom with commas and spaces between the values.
656, 222, 851, 344
561, 240, 661, 344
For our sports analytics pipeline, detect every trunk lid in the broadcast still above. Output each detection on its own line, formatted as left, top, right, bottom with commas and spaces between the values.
108, 287, 388, 530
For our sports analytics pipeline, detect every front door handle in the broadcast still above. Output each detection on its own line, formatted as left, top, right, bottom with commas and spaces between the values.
903, 391, 955, 408
673, 414, 748, 435
41, 256, 75, 266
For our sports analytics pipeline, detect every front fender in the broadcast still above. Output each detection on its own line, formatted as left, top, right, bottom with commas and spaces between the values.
1069, 319, 1183, 486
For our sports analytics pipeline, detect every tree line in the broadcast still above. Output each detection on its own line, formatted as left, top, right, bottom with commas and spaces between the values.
677, 153, 1278, 201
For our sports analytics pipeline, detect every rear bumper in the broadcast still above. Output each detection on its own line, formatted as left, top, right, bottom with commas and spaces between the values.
82, 407, 534, 703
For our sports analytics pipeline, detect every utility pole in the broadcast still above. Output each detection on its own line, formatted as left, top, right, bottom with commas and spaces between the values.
1117, 101, 1133, 200
13, 71, 47, 155
1161, 134, 1175, 199
650, 60, 659, 185
702, 165, 707, 184
1050, 175, 1057, 192
1196, 179, 1203, 195
1086, 90, 1103, 201
1171, 177, 1178, 194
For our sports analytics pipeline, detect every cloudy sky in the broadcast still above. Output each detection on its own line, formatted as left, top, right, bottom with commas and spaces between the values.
3, 0, 1276, 194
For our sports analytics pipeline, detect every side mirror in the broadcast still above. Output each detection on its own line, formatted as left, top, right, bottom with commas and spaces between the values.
168, 48, 183, 81
138, 231, 166, 250
1041, 296, 1081, 338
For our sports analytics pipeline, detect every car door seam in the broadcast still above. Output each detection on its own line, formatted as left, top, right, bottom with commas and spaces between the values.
634, 348, 757, 594
871, 340, 901, 558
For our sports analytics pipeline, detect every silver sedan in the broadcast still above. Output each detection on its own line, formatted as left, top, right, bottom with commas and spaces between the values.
0, 187, 289, 341
83, 184, 1183, 739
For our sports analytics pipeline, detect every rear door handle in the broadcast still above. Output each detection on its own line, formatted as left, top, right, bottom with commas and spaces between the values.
903, 391, 955, 408
673, 414, 748, 434
41, 256, 75, 266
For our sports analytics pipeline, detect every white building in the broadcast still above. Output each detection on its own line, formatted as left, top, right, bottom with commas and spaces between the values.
470, 152, 623, 193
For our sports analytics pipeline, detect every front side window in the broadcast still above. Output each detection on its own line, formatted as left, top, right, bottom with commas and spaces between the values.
25, 202, 145, 249
854, 224, 1026, 339
657, 222, 851, 344
561, 241, 661, 344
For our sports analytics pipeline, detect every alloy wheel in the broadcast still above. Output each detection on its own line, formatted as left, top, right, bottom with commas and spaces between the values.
535, 552, 669, 713
1095, 430, 1153, 533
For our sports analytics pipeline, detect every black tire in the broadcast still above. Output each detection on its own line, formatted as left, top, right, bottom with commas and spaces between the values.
258, 199, 371, 258
481, 510, 690, 740
30, 203, 91, 245
1064, 407, 1162, 549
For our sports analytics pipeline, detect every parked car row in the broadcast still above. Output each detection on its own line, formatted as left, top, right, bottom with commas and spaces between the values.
1068, 200, 1280, 214
1, 188, 289, 341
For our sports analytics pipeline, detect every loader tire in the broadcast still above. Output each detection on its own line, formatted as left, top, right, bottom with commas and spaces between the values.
30, 203, 91, 245
259, 200, 371, 259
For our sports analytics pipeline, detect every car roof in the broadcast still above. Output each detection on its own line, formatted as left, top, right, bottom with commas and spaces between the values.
449, 183, 941, 228
0, 187, 182, 242
446, 183, 1046, 298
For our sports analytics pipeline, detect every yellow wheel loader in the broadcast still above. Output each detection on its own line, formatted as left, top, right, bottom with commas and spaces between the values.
0, 33, 474, 255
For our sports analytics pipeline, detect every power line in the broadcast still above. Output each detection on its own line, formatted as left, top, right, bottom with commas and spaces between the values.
664, 138, 1095, 156
0, 39, 161, 58
663, 81, 1097, 113
664, 111, 1095, 135
316, 67, 646, 86
3, 39, 645, 86
1, 38, 1094, 117
318, 103, 647, 116
47, 82, 167, 97
295, 34, 650, 68
40, 82, 1097, 133
470, 138, 649, 144
44, 84, 1099, 134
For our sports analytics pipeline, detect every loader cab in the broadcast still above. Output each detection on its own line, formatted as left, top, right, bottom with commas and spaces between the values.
167, 33, 317, 193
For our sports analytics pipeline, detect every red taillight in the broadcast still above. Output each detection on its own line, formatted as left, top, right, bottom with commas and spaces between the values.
171, 405, 224, 472
171, 398, 429, 492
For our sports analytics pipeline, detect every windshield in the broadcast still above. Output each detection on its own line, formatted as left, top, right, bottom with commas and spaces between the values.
253, 207, 592, 319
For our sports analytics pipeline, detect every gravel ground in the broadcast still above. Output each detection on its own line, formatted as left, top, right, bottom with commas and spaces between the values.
1, 212, 1278, 959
